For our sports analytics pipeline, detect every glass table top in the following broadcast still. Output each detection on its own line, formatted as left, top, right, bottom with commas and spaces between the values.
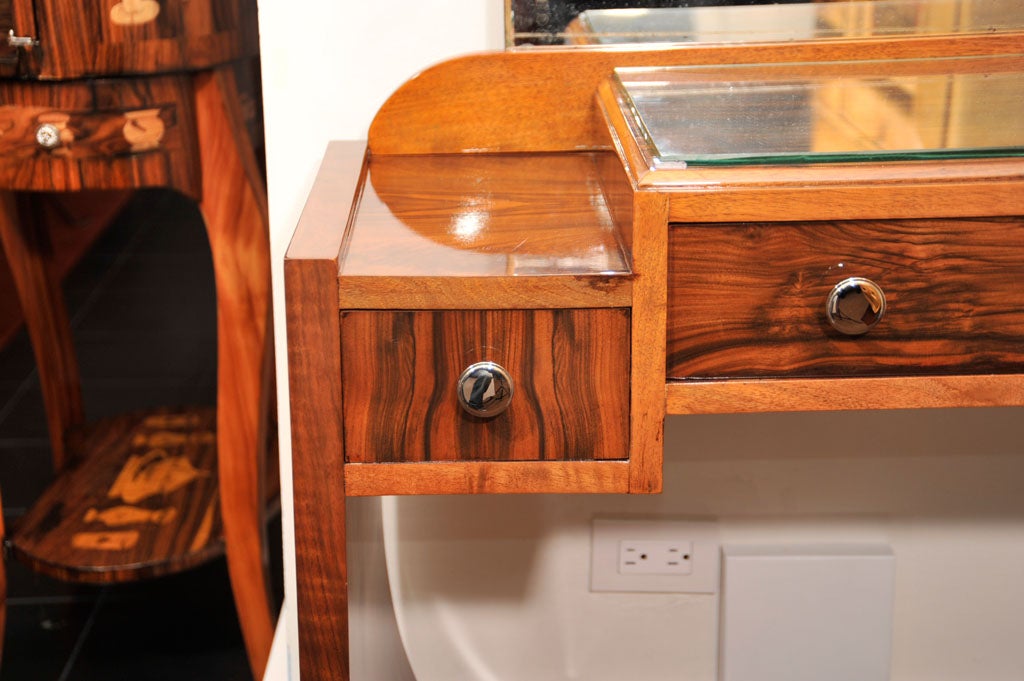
571, 0, 1023, 46
614, 62, 1024, 167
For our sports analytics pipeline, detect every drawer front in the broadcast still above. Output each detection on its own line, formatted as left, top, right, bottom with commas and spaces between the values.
341, 309, 630, 463
0, 77, 197, 193
668, 218, 1024, 379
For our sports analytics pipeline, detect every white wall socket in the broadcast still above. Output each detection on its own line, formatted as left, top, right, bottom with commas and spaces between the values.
592, 519, 719, 593
619, 540, 694, 575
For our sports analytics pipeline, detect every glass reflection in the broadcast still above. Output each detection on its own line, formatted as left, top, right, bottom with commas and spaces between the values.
615, 65, 1024, 166
508, 0, 1024, 47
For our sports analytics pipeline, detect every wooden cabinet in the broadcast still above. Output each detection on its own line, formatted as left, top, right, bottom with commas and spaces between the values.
0, 0, 273, 676
285, 7, 1024, 680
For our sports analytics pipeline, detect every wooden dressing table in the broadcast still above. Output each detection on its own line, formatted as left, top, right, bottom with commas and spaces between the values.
286, 2, 1024, 678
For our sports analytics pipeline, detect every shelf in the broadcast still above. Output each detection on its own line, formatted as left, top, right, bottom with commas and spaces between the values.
7, 407, 225, 584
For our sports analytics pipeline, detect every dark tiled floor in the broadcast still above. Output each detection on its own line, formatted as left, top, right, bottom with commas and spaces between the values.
1, 190, 278, 680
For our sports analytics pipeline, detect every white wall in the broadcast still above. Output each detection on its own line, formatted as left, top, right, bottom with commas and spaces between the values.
257, 3, 504, 678
259, 5, 1024, 679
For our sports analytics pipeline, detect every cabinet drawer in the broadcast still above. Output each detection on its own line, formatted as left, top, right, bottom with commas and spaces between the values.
0, 77, 197, 193
341, 309, 630, 463
668, 218, 1024, 379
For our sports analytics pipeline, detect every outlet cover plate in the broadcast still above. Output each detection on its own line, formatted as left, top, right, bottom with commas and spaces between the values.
591, 518, 719, 593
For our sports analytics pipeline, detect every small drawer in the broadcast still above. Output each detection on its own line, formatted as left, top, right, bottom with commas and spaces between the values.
0, 77, 196, 193
667, 218, 1024, 379
341, 308, 630, 463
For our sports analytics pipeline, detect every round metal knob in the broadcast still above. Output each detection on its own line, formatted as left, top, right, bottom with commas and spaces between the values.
457, 362, 513, 418
826, 277, 886, 336
35, 123, 62, 150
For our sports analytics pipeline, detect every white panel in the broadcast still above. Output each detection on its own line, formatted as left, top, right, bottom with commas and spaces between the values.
720, 544, 895, 681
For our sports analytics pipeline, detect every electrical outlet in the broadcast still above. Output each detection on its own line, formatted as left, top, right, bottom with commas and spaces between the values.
591, 519, 719, 593
619, 540, 694, 575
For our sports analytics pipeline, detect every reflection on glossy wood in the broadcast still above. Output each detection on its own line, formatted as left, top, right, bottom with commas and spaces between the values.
194, 65, 274, 679
8, 408, 223, 584
342, 309, 630, 463
667, 218, 1024, 379
344, 153, 632, 309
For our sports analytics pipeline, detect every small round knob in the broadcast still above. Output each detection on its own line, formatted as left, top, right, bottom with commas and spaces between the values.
826, 277, 886, 336
35, 123, 62, 150
457, 362, 513, 418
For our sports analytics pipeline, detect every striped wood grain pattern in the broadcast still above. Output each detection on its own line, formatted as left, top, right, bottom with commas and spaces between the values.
667, 218, 1024, 380
368, 40, 1024, 155
666, 374, 1024, 414
341, 308, 631, 463
0, 76, 199, 195
285, 141, 368, 681
0, 191, 83, 469
344, 460, 630, 496
8, 408, 224, 582
340, 152, 632, 310
22, 0, 258, 79
194, 65, 274, 679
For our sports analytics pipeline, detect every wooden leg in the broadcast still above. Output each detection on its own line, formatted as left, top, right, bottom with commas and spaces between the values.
193, 68, 275, 679
0, 191, 83, 470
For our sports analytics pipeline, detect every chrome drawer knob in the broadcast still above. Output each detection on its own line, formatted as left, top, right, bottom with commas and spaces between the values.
826, 277, 886, 336
457, 362, 513, 418
35, 123, 62, 150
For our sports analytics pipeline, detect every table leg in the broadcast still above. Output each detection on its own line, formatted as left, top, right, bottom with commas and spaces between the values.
193, 67, 275, 680
0, 191, 83, 471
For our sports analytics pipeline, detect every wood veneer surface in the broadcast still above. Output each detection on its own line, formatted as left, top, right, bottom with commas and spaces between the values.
341, 308, 631, 463
0, 76, 199, 194
341, 153, 631, 309
668, 218, 1024, 379
8, 408, 224, 583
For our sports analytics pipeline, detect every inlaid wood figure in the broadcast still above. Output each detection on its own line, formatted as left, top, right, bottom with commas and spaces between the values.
0, 0, 275, 677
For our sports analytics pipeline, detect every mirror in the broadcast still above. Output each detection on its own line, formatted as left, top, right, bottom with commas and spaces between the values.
506, 0, 1024, 47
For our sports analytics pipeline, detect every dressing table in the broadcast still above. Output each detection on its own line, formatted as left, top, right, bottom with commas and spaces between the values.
286, 1, 1024, 677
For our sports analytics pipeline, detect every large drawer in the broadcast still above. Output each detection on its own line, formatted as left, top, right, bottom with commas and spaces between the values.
667, 217, 1024, 379
341, 308, 630, 463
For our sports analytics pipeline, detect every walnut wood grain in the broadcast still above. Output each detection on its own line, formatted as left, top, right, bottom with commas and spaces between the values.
193, 65, 273, 680
285, 142, 368, 681
0, 192, 129, 349
341, 308, 630, 463
666, 375, 1024, 414
667, 218, 1024, 380
0, 76, 199, 195
628, 192, 667, 494
368, 37, 1024, 155
344, 460, 630, 496
341, 152, 631, 309
7, 408, 224, 582
19, 0, 258, 79
0, 191, 83, 470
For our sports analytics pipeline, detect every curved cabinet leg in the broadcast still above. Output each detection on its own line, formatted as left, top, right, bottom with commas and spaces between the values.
0, 191, 83, 471
193, 68, 275, 679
